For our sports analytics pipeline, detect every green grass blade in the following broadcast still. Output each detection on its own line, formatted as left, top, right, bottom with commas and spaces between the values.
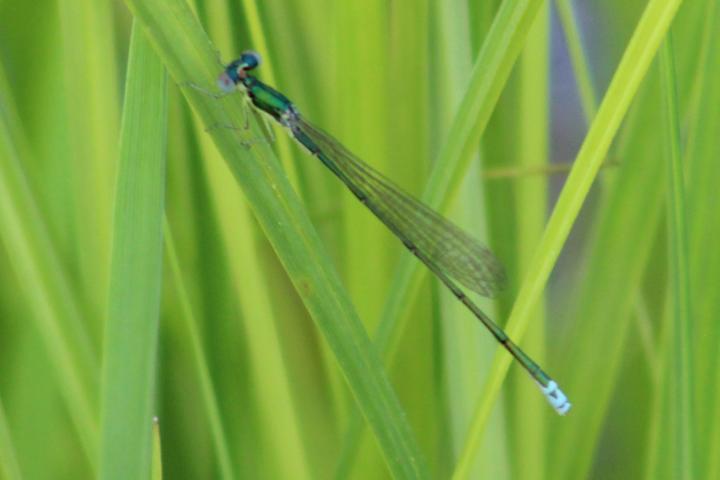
98, 22, 168, 480
163, 223, 235, 479
176, 5, 321, 461
643, 4, 716, 478
452, 0, 684, 476
659, 35, 695, 480
675, 0, 720, 476
707, 348, 720, 476
432, 4, 493, 477
552, 80, 666, 479
333, 1, 391, 331
0, 59, 99, 465
0, 396, 22, 480
181, 107, 315, 477
335, 0, 547, 471
645, 304, 673, 480
3, 0, 718, 477
57, 0, 120, 316
375, 0, 546, 361
122, 1, 428, 477
555, 0, 598, 122
191, 132, 314, 478
151, 417, 163, 480
507, 4, 550, 478
688, 1, 720, 475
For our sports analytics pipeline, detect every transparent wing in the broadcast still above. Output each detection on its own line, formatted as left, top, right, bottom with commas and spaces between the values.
297, 118, 506, 297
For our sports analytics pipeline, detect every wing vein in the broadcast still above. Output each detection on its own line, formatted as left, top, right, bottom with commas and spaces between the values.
298, 118, 506, 297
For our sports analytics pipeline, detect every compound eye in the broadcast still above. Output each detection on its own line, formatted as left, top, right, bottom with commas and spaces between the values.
240, 50, 261, 70
217, 72, 236, 92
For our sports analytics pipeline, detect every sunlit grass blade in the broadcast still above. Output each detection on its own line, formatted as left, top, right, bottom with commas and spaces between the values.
336, 0, 547, 470
639, 29, 716, 480
452, 0, 684, 476
0, 396, 22, 480
57, 0, 120, 316
681, 0, 720, 475
376, 0, 547, 358
191, 138, 314, 478
332, 1, 391, 334
2, 0, 719, 476
122, 0, 428, 477
0, 58, 99, 465
707, 365, 720, 477
635, 6, 710, 480
162, 2, 312, 472
552, 78, 666, 479
659, 35, 695, 479
151, 417, 163, 480
506, 4, 550, 477
428, 5, 492, 478
177, 14, 316, 473
99, 22, 168, 480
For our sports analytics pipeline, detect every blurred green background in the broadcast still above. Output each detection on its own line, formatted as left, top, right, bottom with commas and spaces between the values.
0, 0, 716, 478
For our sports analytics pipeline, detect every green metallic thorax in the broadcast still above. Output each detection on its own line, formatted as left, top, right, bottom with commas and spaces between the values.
241, 75, 295, 123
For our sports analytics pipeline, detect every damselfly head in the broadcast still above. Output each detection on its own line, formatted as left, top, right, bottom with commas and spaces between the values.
218, 51, 261, 91
239, 50, 261, 71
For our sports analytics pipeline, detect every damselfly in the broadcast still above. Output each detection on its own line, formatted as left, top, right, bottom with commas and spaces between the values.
207, 51, 570, 415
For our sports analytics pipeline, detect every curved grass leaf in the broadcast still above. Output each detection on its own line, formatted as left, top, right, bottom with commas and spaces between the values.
0, 58, 99, 465
0, 396, 22, 480
453, 0, 684, 476
659, 36, 695, 480
98, 22, 168, 480
336, 0, 547, 472
122, 0, 428, 477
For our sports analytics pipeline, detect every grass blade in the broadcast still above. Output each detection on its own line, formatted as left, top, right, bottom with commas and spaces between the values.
506, 4, 550, 478
99, 22, 168, 480
0, 59, 98, 465
0, 396, 22, 480
57, 0, 120, 314
555, 0, 598, 122
151, 417, 163, 480
554, 70, 665, 480
375, 0, 547, 360
337, 0, 546, 470
681, 2, 720, 476
122, 0, 428, 477
2, 0, 717, 477
452, 0, 684, 475
163, 223, 235, 479
659, 34, 695, 480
